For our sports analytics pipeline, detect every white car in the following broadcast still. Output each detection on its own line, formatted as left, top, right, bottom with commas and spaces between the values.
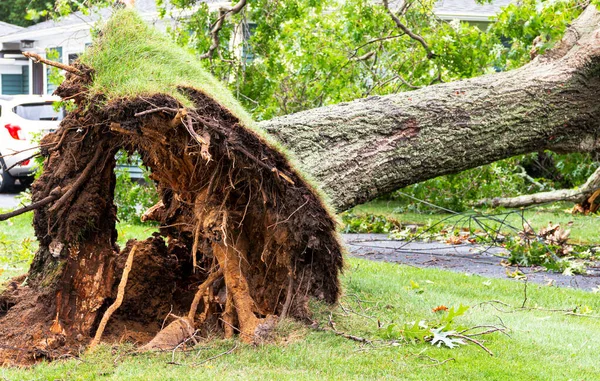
0, 95, 64, 192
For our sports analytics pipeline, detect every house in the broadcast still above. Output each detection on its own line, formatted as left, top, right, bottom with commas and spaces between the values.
0, 0, 512, 96
435, 0, 513, 29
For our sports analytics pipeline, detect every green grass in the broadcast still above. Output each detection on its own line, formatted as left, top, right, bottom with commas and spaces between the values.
80, 10, 252, 126
2, 212, 600, 380
353, 200, 600, 244
1, 258, 599, 380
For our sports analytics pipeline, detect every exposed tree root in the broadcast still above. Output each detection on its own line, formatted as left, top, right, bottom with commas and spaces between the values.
0, 58, 343, 364
22, 52, 85, 76
89, 244, 138, 351
139, 316, 196, 352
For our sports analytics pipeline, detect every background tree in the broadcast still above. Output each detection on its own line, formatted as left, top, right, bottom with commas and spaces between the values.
0, 0, 110, 27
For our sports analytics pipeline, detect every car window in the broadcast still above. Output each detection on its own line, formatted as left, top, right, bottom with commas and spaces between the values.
13, 102, 64, 121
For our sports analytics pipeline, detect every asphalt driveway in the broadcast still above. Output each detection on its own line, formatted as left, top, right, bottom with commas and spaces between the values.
0, 193, 19, 209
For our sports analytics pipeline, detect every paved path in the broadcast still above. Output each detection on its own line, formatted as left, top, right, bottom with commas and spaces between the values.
0, 193, 19, 210
344, 234, 600, 291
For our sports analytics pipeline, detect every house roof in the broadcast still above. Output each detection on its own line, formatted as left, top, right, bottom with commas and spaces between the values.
435, 0, 514, 21
0, 21, 24, 37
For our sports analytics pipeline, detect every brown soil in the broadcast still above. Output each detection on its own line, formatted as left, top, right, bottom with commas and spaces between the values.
0, 65, 343, 365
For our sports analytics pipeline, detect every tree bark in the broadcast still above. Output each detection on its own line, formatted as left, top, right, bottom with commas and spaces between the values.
261, 6, 600, 212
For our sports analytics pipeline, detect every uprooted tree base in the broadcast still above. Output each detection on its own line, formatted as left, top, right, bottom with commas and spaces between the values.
0, 66, 343, 365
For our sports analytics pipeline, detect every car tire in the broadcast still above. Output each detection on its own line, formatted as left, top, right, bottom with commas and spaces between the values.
0, 157, 16, 193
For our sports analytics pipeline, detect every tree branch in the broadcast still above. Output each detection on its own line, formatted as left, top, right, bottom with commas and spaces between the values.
199, 0, 247, 60
22, 52, 84, 76
382, 0, 435, 59
0, 187, 62, 222
477, 166, 600, 208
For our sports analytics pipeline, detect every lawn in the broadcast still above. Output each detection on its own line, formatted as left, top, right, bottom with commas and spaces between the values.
1, 208, 600, 380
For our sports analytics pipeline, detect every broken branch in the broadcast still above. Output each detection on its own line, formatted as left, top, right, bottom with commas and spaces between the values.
477, 166, 600, 208
22, 52, 84, 76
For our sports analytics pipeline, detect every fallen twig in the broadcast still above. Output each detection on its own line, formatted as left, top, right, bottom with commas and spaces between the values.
418, 354, 456, 368
195, 342, 238, 366
449, 333, 494, 356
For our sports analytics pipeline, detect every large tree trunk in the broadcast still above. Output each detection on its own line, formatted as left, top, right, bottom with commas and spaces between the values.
261, 7, 600, 212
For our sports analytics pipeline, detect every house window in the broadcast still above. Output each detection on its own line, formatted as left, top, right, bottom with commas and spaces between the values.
1, 67, 29, 95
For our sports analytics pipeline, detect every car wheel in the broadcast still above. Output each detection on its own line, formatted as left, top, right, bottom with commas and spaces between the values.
0, 157, 16, 193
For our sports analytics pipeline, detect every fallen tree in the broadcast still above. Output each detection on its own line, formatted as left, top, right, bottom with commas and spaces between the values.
0, 4, 599, 366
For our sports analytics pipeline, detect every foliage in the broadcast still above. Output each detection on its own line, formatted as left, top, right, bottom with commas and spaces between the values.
377, 304, 471, 349
340, 207, 598, 274
340, 212, 402, 233
0, 0, 109, 27
505, 222, 596, 272
114, 151, 159, 224
390, 158, 531, 213
488, 0, 585, 70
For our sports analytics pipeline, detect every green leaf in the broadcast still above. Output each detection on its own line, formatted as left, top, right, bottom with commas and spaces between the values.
430, 327, 466, 349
